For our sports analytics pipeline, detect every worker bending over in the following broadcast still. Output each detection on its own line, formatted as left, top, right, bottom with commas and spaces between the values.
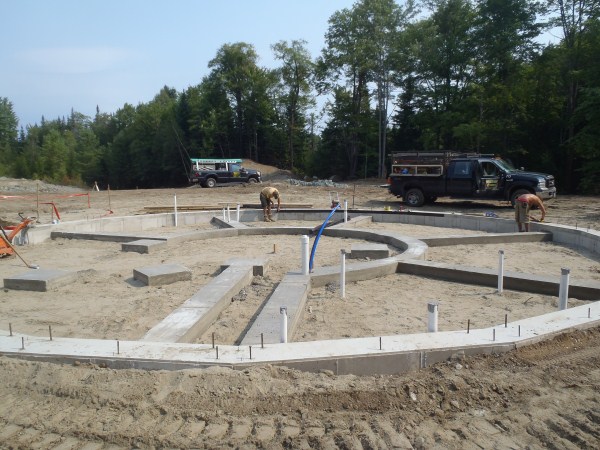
514, 193, 546, 232
260, 186, 281, 222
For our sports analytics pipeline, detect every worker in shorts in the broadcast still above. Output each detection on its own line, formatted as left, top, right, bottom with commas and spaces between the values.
260, 186, 281, 222
515, 193, 546, 232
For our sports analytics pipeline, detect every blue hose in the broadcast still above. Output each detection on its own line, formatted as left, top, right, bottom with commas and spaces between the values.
309, 203, 341, 272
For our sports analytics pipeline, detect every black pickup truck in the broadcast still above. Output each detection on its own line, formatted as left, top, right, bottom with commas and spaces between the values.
189, 158, 261, 188
387, 152, 556, 207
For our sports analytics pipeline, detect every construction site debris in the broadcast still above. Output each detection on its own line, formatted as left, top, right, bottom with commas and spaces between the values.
287, 178, 349, 188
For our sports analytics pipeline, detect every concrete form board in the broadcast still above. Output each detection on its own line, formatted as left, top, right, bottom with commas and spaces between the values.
3, 269, 77, 292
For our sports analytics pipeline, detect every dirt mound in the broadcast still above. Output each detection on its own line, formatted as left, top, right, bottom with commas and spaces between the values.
0, 177, 85, 194
241, 160, 294, 181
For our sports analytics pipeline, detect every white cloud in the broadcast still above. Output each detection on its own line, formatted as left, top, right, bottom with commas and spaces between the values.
19, 47, 133, 74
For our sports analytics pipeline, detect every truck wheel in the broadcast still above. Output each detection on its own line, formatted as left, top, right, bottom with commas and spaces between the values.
404, 189, 425, 207
247, 177, 258, 184
510, 189, 531, 206
205, 178, 217, 188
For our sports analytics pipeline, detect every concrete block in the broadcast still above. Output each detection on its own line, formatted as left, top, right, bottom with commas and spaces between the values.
133, 263, 192, 286
221, 257, 268, 276
349, 243, 390, 259
122, 239, 167, 253
3, 269, 78, 292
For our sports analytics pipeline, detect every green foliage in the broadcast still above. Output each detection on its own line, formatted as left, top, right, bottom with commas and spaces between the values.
1, 0, 598, 193
272, 39, 315, 170
0, 97, 19, 175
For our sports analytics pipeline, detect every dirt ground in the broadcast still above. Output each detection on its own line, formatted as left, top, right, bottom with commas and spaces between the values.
1, 173, 599, 449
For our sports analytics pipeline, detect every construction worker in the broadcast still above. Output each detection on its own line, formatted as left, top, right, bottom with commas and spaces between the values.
515, 193, 546, 232
260, 186, 281, 222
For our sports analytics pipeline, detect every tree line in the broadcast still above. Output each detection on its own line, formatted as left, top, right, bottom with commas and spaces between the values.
0, 0, 598, 193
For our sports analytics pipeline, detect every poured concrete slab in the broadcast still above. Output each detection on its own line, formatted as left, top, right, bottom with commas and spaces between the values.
240, 273, 311, 346
396, 259, 600, 300
122, 239, 167, 254
4, 207, 599, 376
211, 216, 248, 229
142, 258, 268, 343
329, 215, 373, 228
221, 258, 268, 276
420, 231, 552, 247
51, 231, 158, 243
3, 269, 78, 292
133, 264, 192, 286
350, 243, 390, 259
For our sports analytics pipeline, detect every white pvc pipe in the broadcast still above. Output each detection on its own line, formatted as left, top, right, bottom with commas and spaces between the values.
227, 205, 231, 223
301, 235, 309, 275
559, 267, 570, 310
340, 249, 346, 299
344, 200, 348, 223
222, 207, 226, 221
497, 250, 504, 294
174, 195, 178, 227
427, 302, 439, 332
236, 204, 240, 222
280, 307, 288, 343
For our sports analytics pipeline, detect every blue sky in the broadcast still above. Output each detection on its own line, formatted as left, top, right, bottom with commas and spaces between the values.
1, 0, 356, 128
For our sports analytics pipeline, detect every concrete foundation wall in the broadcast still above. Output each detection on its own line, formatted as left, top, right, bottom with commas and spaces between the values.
25, 209, 600, 259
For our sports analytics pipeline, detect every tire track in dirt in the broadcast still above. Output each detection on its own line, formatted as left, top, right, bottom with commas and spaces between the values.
0, 328, 598, 449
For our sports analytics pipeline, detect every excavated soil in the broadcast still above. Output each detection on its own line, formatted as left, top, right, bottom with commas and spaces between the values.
1, 176, 599, 449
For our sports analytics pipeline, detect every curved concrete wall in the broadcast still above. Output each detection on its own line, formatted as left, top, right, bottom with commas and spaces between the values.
6, 208, 597, 376
24, 208, 600, 257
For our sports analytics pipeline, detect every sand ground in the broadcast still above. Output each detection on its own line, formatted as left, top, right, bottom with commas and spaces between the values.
1, 176, 599, 449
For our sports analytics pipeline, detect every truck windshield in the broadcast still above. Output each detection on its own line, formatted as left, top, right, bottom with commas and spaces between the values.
495, 159, 516, 171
